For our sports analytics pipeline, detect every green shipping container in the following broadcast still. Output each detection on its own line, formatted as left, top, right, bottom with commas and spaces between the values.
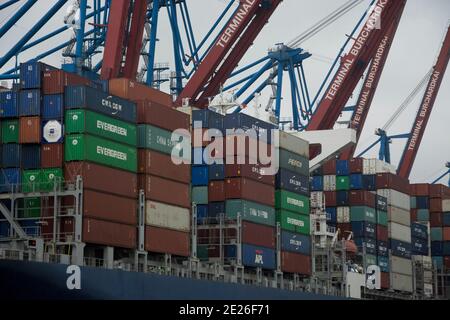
364, 255, 377, 267
377, 210, 388, 226
20, 197, 41, 218
417, 209, 430, 222
41, 168, 64, 192
226, 200, 276, 227
336, 176, 350, 191
138, 124, 190, 161
275, 190, 310, 215
350, 206, 376, 223
22, 170, 43, 193
410, 196, 417, 209
431, 228, 443, 241
65, 134, 137, 172
197, 245, 209, 260
279, 149, 309, 176
192, 187, 208, 205
65, 110, 137, 146
1, 119, 19, 143
276, 210, 311, 235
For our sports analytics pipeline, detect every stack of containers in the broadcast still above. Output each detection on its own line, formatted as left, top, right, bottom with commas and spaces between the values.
376, 194, 390, 289
377, 173, 413, 293
63, 84, 139, 249
276, 132, 311, 276
108, 78, 192, 257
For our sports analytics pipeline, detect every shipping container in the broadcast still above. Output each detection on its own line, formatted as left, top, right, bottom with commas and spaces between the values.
363, 254, 377, 267
411, 223, 428, 240
432, 256, 444, 270
42, 94, 63, 120
362, 174, 376, 191
192, 109, 224, 131
21, 144, 40, 169
226, 178, 275, 207
1, 119, 19, 143
429, 184, 450, 198
19, 61, 55, 89
192, 147, 224, 166
412, 238, 428, 256
416, 196, 429, 209
2, 144, 20, 168
109, 78, 173, 106
21, 169, 42, 193
430, 227, 442, 241
376, 195, 388, 212
323, 175, 336, 191
224, 113, 276, 144
410, 196, 417, 209
192, 186, 208, 205
226, 199, 276, 227
83, 218, 136, 249
138, 149, 190, 184
311, 176, 323, 191
276, 210, 311, 235
40, 168, 63, 192
146, 200, 190, 232
196, 205, 208, 224
275, 190, 309, 215
41, 144, 63, 168
387, 206, 411, 226
209, 181, 225, 202
0, 91, 18, 118
65, 85, 137, 123
378, 240, 388, 257
278, 131, 309, 158
411, 184, 430, 196
349, 190, 376, 207
349, 158, 363, 174
280, 251, 311, 275
139, 175, 190, 208
241, 222, 276, 249
19, 116, 41, 143
209, 164, 225, 181
64, 162, 137, 198
351, 221, 376, 239
350, 206, 376, 223
431, 241, 443, 256
324, 191, 337, 207
0, 168, 21, 193
337, 207, 350, 223
65, 134, 137, 172
41, 120, 64, 144
417, 209, 430, 222
278, 149, 309, 176
225, 162, 275, 186
349, 174, 363, 190
281, 231, 311, 255
208, 202, 225, 219
19, 197, 41, 218
322, 159, 336, 175
389, 222, 412, 243
430, 198, 443, 213
430, 212, 443, 227
391, 273, 413, 292
377, 211, 388, 226
377, 225, 388, 242
377, 189, 410, 211
145, 226, 189, 256
336, 191, 349, 206
376, 173, 410, 194
443, 227, 450, 241
224, 134, 272, 162
391, 256, 413, 276
19, 90, 41, 116
390, 239, 412, 259
378, 256, 389, 273
43, 70, 90, 95
192, 166, 208, 186
138, 100, 190, 130
336, 160, 349, 176
240, 244, 276, 270
444, 212, 450, 227
442, 199, 450, 212
326, 207, 337, 224
65, 110, 137, 146
354, 237, 377, 255
444, 242, 450, 255
275, 169, 309, 196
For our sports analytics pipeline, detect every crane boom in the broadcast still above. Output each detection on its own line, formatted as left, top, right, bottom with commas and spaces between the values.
340, 2, 406, 159
397, 25, 450, 179
175, 0, 282, 108
307, 0, 406, 131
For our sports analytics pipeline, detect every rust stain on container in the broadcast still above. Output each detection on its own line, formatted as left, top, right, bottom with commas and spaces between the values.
225, 178, 274, 207
137, 100, 189, 130
42, 70, 90, 95
145, 226, 190, 257
281, 251, 311, 275
208, 181, 225, 202
138, 149, 190, 183
19, 116, 41, 143
109, 78, 173, 106
139, 174, 190, 208
242, 221, 276, 249
41, 144, 63, 168
83, 218, 136, 249
64, 162, 138, 198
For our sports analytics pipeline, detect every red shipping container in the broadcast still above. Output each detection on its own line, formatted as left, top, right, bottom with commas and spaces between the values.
381, 272, 390, 289
61, 217, 75, 242
209, 181, 225, 202
109, 78, 173, 106
411, 183, 430, 196
349, 158, 364, 174
224, 134, 272, 161
410, 209, 418, 223
337, 223, 352, 238
430, 212, 443, 227
281, 252, 312, 275
145, 226, 190, 257
429, 184, 447, 199
65, 162, 138, 198
324, 191, 337, 207
19, 116, 41, 143
83, 218, 136, 249
138, 149, 190, 184
376, 173, 410, 194
322, 159, 336, 175
41, 144, 63, 168
349, 191, 376, 208
226, 161, 275, 186
225, 178, 274, 207
42, 70, 90, 94
377, 226, 388, 242
443, 227, 450, 241
139, 175, 190, 208
242, 221, 276, 249
430, 198, 443, 212
137, 100, 189, 130
444, 257, 450, 269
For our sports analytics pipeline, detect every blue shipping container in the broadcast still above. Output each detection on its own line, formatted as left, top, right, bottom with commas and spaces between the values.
411, 223, 428, 240
412, 238, 428, 256
354, 237, 377, 255
224, 113, 276, 144
432, 256, 443, 270
196, 205, 208, 224
0, 221, 11, 238
281, 231, 311, 255
377, 240, 388, 257
311, 176, 323, 191
192, 166, 209, 186
20, 61, 55, 89
192, 148, 222, 166
311, 167, 323, 177
19, 219, 40, 237
65, 85, 137, 123
42, 94, 64, 120
336, 160, 349, 176
443, 213, 450, 227
376, 195, 388, 212
192, 110, 224, 131
275, 169, 309, 196
390, 239, 412, 259
326, 207, 337, 224
19, 90, 41, 116
241, 244, 276, 270
362, 175, 376, 191
431, 241, 443, 256
0, 91, 18, 118
443, 242, 450, 256
378, 256, 389, 273
209, 164, 225, 181
21, 145, 41, 169
416, 196, 429, 209
208, 202, 225, 218
2, 144, 21, 168
336, 191, 349, 206
0, 168, 21, 193
351, 221, 376, 239
350, 174, 363, 190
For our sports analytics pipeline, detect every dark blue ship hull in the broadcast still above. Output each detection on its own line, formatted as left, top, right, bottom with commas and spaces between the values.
0, 260, 342, 300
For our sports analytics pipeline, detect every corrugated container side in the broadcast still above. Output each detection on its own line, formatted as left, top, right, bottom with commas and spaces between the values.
351, 221, 376, 238
430, 212, 443, 227
350, 206, 376, 223
390, 273, 413, 292
336, 191, 349, 206
42, 70, 91, 95
349, 190, 376, 207
362, 174, 376, 191
225, 162, 275, 186
337, 207, 350, 223
0, 168, 21, 193
387, 206, 411, 226
224, 113, 276, 144
226, 178, 275, 207
138, 100, 189, 130
242, 221, 276, 249
241, 244, 276, 270
20, 61, 56, 89
275, 169, 309, 196
311, 176, 323, 191
2, 144, 21, 168
430, 198, 443, 212
276, 210, 311, 235
21, 144, 40, 169
417, 209, 430, 222
281, 251, 311, 275
412, 238, 428, 255
278, 132, 309, 158
146, 201, 190, 232
350, 174, 363, 190
323, 175, 336, 191
226, 200, 276, 227
192, 166, 208, 186
41, 144, 64, 168
354, 237, 377, 255
281, 231, 311, 255
411, 223, 428, 240
145, 226, 190, 257
391, 256, 413, 276
139, 149, 190, 184
192, 109, 224, 130
322, 159, 336, 175
390, 239, 412, 259
442, 200, 450, 212
109, 78, 173, 106
278, 149, 309, 176
376, 173, 410, 194
139, 175, 190, 208
0, 91, 18, 117
377, 225, 388, 242
349, 158, 363, 173
19, 90, 41, 116
208, 180, 225, 202
19, 116, 41, 143
83, 218, 136, 249
377, 189, 411, 211
192, 186, 208, 205
336, 160, 349, 176
42, 94, 63, 120
1, 119, 19, 143
275, 190, 309, 215
377, 211, 388, 226
389, 222, 412, 243
208, 164, 224, 181
378, 240, 388, 257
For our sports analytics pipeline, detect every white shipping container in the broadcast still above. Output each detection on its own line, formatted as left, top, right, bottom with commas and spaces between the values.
375, 159, 397, 174
337, 207, 351, 223
323, 175, 336, 191
387, 206, 411, 226
390, 273, 413, 293
442, 199, 450, 212
279, 131, 309, 158
390, 256, 413, 276
362, 159, 376, 175
377, 189, 411, 211
310, 192, 324, 208
388, 222, 412, 243
146, 201, 191, 232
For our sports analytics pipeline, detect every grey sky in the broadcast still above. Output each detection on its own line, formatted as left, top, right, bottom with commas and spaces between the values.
1, 0, 449, 184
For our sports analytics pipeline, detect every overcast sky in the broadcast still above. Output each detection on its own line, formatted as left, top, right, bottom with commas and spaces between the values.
1, 0, 449, 184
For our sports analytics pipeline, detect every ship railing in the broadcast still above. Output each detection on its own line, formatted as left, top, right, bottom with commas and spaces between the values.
84, 257, 106, 268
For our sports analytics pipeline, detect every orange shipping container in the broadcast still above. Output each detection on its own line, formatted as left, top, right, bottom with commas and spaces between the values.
109, 78, 173, 106
83, 218, 136, 249
443, 227, 450, 241
19, 116, 41, 143
145, 226, 190, 257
